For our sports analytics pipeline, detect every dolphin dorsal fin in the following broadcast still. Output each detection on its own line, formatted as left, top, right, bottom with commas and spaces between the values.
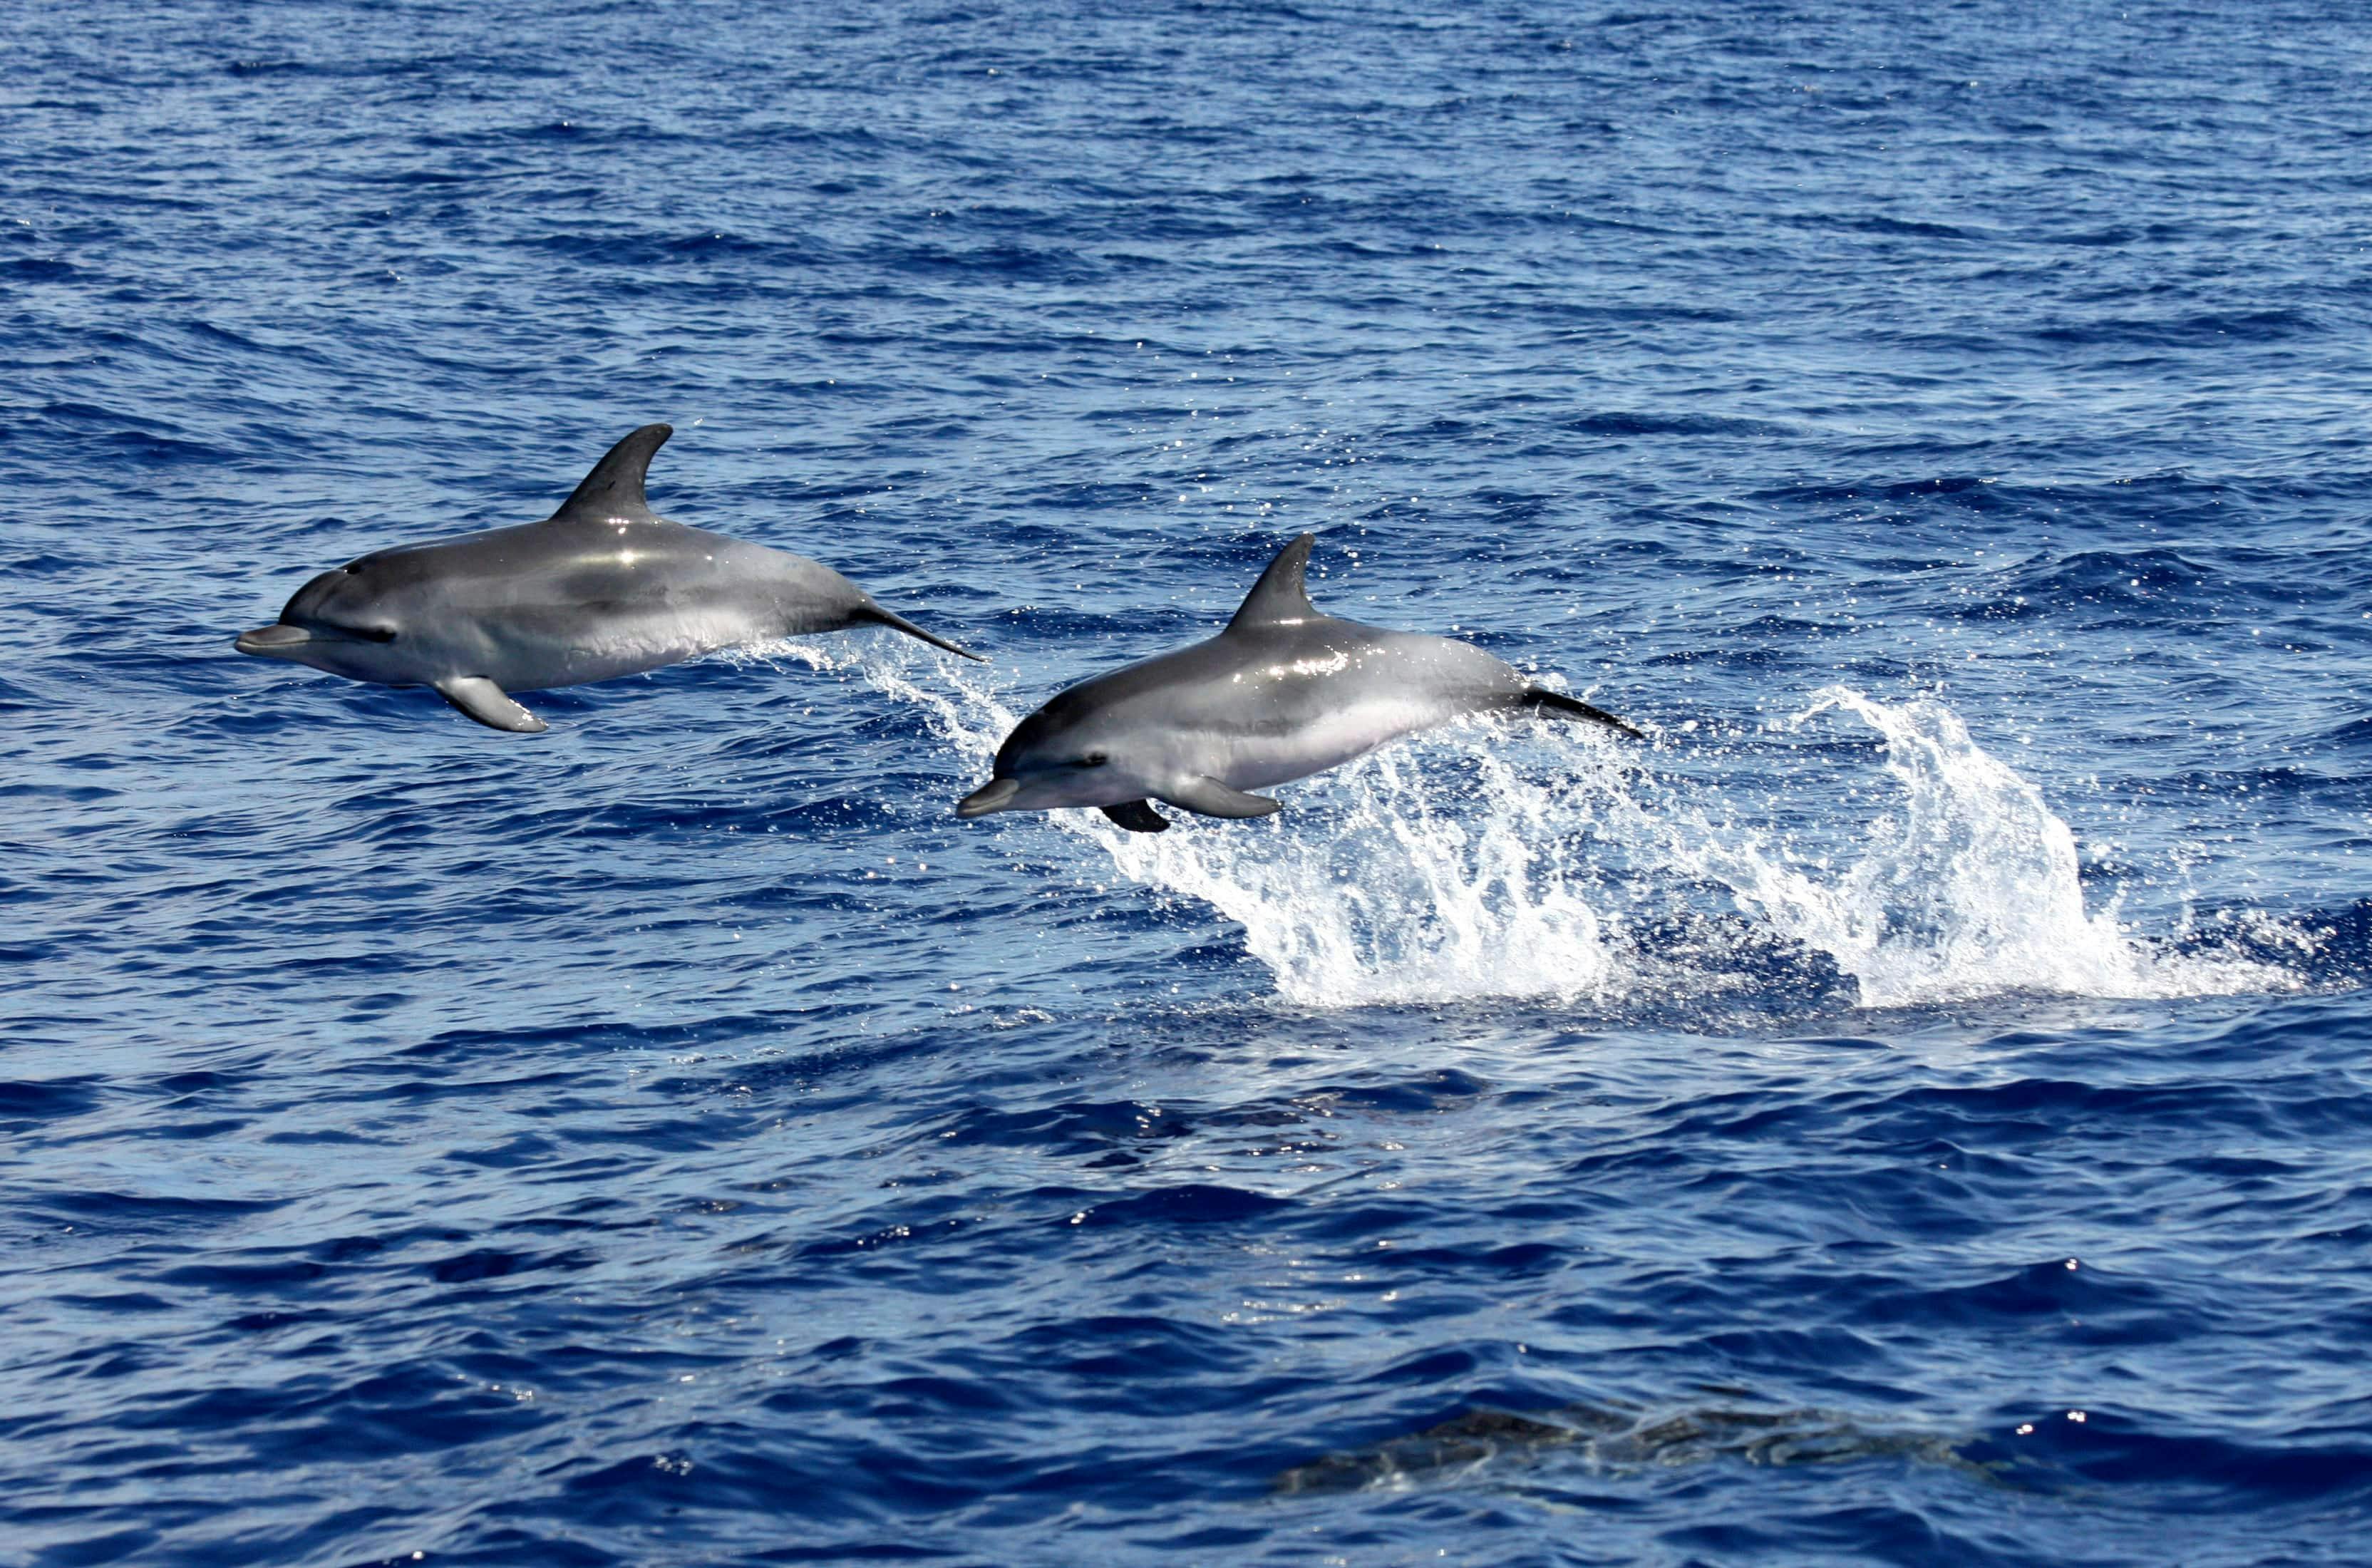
1226, 533, 1320, 631
552, 423, 672, 524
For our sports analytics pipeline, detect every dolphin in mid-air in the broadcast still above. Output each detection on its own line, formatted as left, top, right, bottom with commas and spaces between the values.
234, 423, 980, 733
956, 533, 1640, 832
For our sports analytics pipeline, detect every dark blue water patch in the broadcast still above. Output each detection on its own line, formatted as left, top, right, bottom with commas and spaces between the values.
1073, 1182, 1291, 1227
1778, 212, 1984, 242
4, 257, 88, 284
1979, 1408, 2372, 1512
517, 230, 838, 269
0, 1076, 107, 1128
1562, 411, 1797, 438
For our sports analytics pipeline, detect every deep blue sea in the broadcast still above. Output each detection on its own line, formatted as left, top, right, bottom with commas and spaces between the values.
9, 2, 2372, 1563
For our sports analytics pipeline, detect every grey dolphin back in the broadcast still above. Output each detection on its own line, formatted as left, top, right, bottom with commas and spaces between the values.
556, 422, 983, 661
1234, 531, 1639, 738
1227, 533, 1321, 631
553, 423, 672, 524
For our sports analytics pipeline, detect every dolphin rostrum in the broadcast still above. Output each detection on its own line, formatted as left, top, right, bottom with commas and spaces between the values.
956, 533, 1639, 832
234, 423, 981, 733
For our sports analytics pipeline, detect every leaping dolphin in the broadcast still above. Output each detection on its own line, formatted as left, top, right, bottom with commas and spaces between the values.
956, 533, 1639, 832
234, 423, 981, 733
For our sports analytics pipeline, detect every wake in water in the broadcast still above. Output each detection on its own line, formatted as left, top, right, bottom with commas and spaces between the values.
744, 642, 2301, 1012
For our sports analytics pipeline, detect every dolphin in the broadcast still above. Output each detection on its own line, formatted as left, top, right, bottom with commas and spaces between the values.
234, 423, 981, 733
956, 533, 1639, 832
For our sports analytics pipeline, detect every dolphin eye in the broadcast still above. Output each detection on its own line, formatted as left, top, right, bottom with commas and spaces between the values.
1079, 752, 1108, 768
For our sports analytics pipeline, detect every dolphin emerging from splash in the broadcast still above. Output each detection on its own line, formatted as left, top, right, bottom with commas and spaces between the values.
956, 533, 1640, 832
234, 423, 980, 733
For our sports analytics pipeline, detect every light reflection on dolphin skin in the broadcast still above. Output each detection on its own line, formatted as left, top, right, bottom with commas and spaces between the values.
234, 423, 981, 733
957, 533, 1641, 832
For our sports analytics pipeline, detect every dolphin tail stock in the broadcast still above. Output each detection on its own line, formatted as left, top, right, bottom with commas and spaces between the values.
1522, 686, 1644, 738
434, 676, 549, 734
855, 602, 986, 662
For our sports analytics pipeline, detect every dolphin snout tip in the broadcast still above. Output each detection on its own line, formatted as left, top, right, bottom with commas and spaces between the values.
956, 778, 1020, 819
234, 624, 309, 657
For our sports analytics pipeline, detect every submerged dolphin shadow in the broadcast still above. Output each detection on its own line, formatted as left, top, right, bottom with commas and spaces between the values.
1272, 1396, 1994, 1497
234, 423, 980, 733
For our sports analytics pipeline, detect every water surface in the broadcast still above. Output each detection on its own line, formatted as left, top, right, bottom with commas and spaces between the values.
6, 2, 2371, 1563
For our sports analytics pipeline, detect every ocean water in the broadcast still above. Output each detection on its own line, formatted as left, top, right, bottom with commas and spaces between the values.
6, 1, 2372, 1562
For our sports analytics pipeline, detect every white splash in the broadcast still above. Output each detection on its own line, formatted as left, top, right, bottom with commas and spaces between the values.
1674, 687, 2294, 1008
783, 639, 2299, 1012
1093, 742, 1630, 1009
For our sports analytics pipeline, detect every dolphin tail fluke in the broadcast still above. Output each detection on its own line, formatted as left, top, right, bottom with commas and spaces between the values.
857, 603, 986, 661
1523, 686, 1644, 738
1101, 800, 1172, 833
435, 676, 549, 734
553, 424, 672, 524
1160, 777, 1283, 820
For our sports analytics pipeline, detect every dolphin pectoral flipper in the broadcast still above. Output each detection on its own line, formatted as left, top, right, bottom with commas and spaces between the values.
1101, 800, 1172, 833
1523, 686, 1644, 739
1160, 778, 1283, 820
435, 676, 549, 734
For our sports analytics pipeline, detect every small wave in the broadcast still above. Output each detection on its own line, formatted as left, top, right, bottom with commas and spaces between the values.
1778, 212, 1981, 242
1563, 411, 1793, 438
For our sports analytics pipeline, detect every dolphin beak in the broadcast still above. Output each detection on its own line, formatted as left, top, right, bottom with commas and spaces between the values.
234, 624, 311, 658
956, 778, 1021, 819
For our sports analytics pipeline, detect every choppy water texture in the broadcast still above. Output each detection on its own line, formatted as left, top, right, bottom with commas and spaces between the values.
8, 1, 2372, 1563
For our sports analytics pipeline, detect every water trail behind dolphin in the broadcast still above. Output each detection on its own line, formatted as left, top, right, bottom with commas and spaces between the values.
753, 641, 2303, 1011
